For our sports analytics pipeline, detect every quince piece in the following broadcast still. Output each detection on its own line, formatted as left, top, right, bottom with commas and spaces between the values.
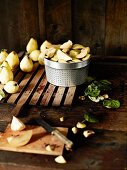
11, 116, 25, 131
72, 44, 85, 50
7, 130, 32, 147
57, 50, 72, 61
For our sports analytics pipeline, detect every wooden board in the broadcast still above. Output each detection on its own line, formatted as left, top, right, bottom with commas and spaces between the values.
0, 124, 68, 156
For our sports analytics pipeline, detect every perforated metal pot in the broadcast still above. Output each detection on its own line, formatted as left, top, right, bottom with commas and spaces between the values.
44, 58, 90, 87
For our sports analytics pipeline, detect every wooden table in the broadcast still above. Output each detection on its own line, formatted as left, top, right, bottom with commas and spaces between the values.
0, 61, 127, 170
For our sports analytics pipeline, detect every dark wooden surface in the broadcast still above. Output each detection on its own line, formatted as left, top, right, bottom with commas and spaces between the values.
72, 0, 105, 55
0, 0, 127, 58
105, 0, 127, 56
0, 62, 127, 170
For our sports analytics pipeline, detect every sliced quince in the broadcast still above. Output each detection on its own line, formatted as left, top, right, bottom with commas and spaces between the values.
57, 50, 72, 61
7, 130, 32, 147
11, 116, 25, 131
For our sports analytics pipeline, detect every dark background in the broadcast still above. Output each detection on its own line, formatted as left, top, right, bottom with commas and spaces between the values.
0, 0, 127, 59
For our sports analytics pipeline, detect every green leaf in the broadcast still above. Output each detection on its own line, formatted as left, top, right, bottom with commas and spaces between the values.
84, 113, 99, 123
94, 80, 112, 91
84, 79, 112, 98
103, 99, 120, 109
85, 83, 100, 97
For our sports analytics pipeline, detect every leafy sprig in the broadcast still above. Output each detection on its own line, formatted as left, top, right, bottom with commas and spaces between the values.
84, 79, 120, 109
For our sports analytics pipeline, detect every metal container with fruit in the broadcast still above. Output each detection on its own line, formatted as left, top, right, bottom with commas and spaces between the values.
41, 40, 91, 87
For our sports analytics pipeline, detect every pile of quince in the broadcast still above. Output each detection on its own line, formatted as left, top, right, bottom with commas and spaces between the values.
0, 38, 39, 95
0, 50, 20, 94
0, 38, 91, 95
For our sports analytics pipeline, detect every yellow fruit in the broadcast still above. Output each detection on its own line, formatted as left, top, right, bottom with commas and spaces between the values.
6, 51, 19, 70
69, 50, 80, 58
4, 81, 19, 94
60, 40, 72, 49
0, 49, 8, 63
7, 130, 32, 147
29, 50, 41, 61
38, 51, 46, 65
11, 116, 25, 131
51, 54, 58, 62
55, 155, 67, 164
40, 40, 52, 52
57, 50, 72, 61
0, 61, 11, 70
0, 66, 13, 84
76, 122, 86, 129
26, 38, 38, 53
45, 47, 56, 58
72, 44, 85, 50
20, 55, 33, 72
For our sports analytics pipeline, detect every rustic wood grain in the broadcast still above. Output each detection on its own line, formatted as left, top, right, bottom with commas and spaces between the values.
64, 86, 76, 106
45, 0, 72, 43
0, 0, 39, 51
0, 124, 67, 156
29, 75, 47, 105
72, 0, 106, 55
0, 130, 126, 170
52, 87, 66, 106
105, 0, 127, 56
0, 62, 127, 170
37, 0, 46, 43
15, 66, 43, 106
40, 84, 56, 106
0, 0, 127, 58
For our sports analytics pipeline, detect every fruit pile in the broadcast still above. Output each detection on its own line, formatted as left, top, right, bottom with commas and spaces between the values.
0, 38, 91, 95
0, 50, 20, 94
38, 39, 91, 63
0, 38, 39, 95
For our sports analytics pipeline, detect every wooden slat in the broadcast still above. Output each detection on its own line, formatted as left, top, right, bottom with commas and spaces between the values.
52, 87, 66, 106
40, 84, 56, 106
5, 63, 76, 106
8, 66, 43, 117
7, 63, 39, 104
14, 71, 24, 83
15, 66, 43, 106
64, 86, 76, 106
29, 74, 47, 105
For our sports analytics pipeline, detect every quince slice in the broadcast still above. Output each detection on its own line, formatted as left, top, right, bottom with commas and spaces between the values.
11, 116, 25, 131
7, 130, 32, 147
